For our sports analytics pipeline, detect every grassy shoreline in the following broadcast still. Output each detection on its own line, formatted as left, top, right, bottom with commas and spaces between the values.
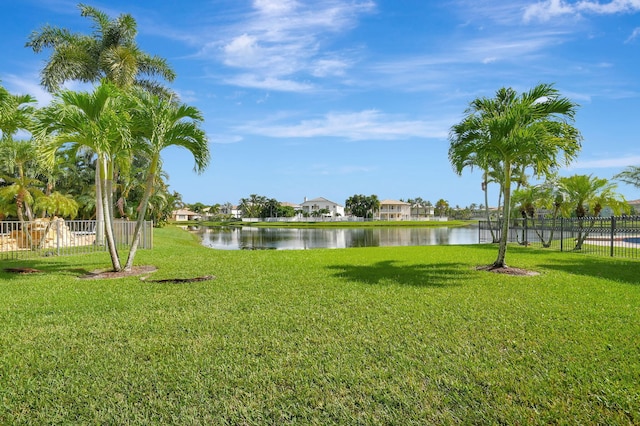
1, 226, 638, 424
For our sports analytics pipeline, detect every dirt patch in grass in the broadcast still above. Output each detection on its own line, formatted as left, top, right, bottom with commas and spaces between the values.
78, 266, 214, 283
142, 275, 215, 284
4, 267, 44, 274
476, 265, 540, 276
79, 265, 158, 280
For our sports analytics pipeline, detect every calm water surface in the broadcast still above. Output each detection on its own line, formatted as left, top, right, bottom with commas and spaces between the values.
194, 225, 480, 250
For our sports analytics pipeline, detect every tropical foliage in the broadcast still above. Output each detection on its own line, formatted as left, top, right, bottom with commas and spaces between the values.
345, 194, 380, 218
614, 165, 640, 190
558, 174, 628, 249
237, 194, 295, 218
1, 4, 208, 271
449, 83, 582, 268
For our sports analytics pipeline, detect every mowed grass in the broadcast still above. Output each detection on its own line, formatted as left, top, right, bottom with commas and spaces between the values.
1, 226, 639, 424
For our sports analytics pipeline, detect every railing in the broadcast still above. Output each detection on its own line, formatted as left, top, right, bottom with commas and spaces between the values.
0, 219, 153, 260
479, 216, 640, 259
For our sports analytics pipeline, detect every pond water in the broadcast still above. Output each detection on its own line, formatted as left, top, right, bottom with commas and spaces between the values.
194, 225, 480, 250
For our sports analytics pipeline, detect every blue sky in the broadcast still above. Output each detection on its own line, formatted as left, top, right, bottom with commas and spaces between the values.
2, 0, 640, 208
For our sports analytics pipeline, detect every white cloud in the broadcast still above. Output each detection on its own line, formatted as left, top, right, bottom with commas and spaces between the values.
175, 89, 198, 103
524, 0, 640, 22
367, 29, 568, 92
625, 26, 640, 42
209, 134, 243, 144
570, 155, 640, 169
253, 0, 299, 15
524, 0, 575, 22
3, 74, 52, 106
223, 34, 261, 68
211, 0, 375, 91
576, 0, 640, 14
311, 57, 351, 77
462, 32, 566, 61
238, 110, 450, 141
224, 74, 315, 92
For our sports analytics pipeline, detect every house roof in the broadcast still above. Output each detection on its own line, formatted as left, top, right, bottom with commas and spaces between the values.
172, 209, 198, 216
379, 199, 410, 206
281, 202, 301, 208
301, 197, 343, 207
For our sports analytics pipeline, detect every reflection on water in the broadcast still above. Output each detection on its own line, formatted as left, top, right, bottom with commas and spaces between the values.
194, 226, 480, 250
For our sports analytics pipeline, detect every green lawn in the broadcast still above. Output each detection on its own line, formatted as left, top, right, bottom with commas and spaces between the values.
1, 226, 638, 424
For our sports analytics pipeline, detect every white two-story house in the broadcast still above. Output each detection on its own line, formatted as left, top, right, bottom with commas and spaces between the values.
377, 199, 411, 221
300, 197, 345, 217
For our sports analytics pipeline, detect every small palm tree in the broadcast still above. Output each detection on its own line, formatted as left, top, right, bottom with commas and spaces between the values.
123, 89, 209, 270
449, 84, 581, 268
35, 82, 133, 271
559, 174, 628, 250
0, 139, 43, 223
0, 87, 40, 239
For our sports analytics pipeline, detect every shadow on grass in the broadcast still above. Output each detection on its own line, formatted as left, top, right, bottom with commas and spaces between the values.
538, 256, 640, 286
0, 258, 94, 281
326, 260, 471, 287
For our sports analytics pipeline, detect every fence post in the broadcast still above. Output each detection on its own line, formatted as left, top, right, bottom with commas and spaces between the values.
56, 219, 61, 256
560, 217, 564, 252
610, 216, 615, 257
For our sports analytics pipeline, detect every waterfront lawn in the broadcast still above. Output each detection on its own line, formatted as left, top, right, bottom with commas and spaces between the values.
0, 226, 638, 424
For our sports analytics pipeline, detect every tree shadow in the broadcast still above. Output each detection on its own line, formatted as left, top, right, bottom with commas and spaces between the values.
326, 260, 471, 287
0, 258, 93, 281
538, 256, 640, 286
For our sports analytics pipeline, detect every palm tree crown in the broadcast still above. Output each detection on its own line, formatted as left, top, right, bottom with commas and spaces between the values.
26, 3, 175, 94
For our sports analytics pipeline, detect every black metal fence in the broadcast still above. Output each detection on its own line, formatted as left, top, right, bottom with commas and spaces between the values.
479, 216, 640, 259
0, 219, 153, 260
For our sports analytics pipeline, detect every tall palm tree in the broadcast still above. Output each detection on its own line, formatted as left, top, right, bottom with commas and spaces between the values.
34, 82, 132, 271
123, 89, 209, 270
449, 84, 581, 268
26, 3, 175, 95
369, 194, 380, 219
27, 4, 176, 240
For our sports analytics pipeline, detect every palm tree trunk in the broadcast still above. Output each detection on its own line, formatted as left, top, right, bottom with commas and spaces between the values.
37, 219, 54, 250
16, 198, 34, 249
99, 156, 121, 271
493, 163, 512, 268
574, 217, 593, 250
95, 165, 105, 246
483, 172, 497, 243
124, 158, 158, 271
